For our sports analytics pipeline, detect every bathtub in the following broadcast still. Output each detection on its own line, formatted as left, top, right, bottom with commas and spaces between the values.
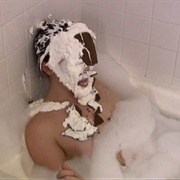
1, 52, 180, 179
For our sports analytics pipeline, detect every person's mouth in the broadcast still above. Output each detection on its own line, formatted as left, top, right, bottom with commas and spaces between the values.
77, 78, 89, 87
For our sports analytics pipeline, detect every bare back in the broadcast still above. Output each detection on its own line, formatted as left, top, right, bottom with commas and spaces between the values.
25, 80, 119, 170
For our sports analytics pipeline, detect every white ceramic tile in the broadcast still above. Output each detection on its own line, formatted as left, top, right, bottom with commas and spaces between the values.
0, 88, 10, 106
122, 39, 148, 68
178, 39, 180, 52
29, 66, 48, 99
81, 4, 98, 33
3, 15, 26, 56
125, 0, 153, 18
30, 69, 41, 96
44, 1, 78, 20
146, 70, 172, 84
7, 45, 28, 85
97, 32, 122, 62
1, 1, 24, 25
82, 0, 98, 6
147, 46, 176, 75
172, 77, 180, 88
123, 14, 151, 44
62, 4, 81, 23
98, 8, 123, 37
25, 2, 44, 41
0, 60, 8, 93
24, 0, 43, 10
98, 0, 124, 12
121, 62, 146, 77
153, 0, 180, 25
0, 3, 2, 27
150, 20, 180, 51
0, 29, 5, 61
9, 78, 25, 98
26, 40, 37, 68
174, 53, 180, 78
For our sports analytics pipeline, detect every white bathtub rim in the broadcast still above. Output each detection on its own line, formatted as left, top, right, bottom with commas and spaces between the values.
130, 75, 180, 121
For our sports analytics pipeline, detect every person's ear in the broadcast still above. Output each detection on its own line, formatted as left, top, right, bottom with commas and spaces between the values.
42, 62, 53, 75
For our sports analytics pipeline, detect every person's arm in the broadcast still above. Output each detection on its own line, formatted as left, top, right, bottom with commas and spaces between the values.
56, 163, 83, 180
25, 117, 66, 170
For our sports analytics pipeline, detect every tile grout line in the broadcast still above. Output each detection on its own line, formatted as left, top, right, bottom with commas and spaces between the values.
171, 27, 180, 85
145, 0, 155, 78
119, 0, 125, 64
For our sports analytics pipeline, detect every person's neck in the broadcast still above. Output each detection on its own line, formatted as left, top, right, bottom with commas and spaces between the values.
45, 76, 75, 103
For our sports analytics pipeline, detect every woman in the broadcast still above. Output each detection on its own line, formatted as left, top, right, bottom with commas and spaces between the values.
25, 19, 119, 179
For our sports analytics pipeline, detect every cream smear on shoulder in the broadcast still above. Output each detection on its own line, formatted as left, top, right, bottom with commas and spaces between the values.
29, 100, 98, 141
29, 99, 69, 117
62, 105, 98, 141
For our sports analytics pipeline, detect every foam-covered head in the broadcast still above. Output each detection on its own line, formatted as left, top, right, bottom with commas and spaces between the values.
34, 20, 101, 109
34, 20, 98, 70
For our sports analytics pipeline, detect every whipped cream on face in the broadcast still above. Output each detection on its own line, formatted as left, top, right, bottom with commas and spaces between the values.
33, 20, 104, 140
46, 22, 102, 112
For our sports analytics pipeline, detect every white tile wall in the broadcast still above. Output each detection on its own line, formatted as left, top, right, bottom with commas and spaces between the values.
97, 32, 122, 61
2, 0, 180, 107
125, 0, 153, 18
122, 39, 148, 68
0, 29, 5, 61
0, 60, 8, 93
82, 0, 180, 88
3, 15, 26, 55
98, 0, 124, 12
44, 0, 79, 20
0, 0, 81, 106
81, 3, 98, 33
153, 0, 180, 25
62, 4, 81, 23
172, 77, 180, 88
174, 53, 180, 78
1, 1, 24, 25
150, 20, 180, 51
98, 8, 123, 37
147, 46, 176, 75
0, 3, 2, 27
6, 45, 28, 85
0, 88, 9, 105
123, 14, 151, 44
24, 0, 42, 10
82, 0, 97, 6
24, 2, 44, 41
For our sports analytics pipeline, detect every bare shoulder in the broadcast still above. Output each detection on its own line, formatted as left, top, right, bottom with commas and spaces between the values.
25, 111, 66, 170
95, 79, 119, 104
93, 79, 119, 125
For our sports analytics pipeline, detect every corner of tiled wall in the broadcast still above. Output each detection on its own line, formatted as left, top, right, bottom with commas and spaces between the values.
0, 0, 82, 167
0, 0, 82, 108
81, 0, 180, 89
2, 0, 180, 109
